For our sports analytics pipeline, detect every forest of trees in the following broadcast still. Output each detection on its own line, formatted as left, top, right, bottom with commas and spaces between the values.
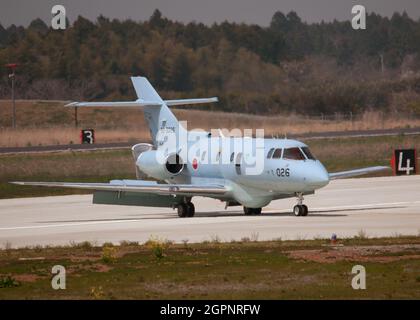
1, 9, 420, 116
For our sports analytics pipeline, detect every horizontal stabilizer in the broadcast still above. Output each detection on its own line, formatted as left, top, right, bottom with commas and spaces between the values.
165, 97, 219, 106
329, 166, 390, 180
65, 100, 161, 108
65, 97, 218, 108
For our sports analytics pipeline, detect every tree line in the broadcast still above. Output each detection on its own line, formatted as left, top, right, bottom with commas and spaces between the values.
1, 9, 420, 116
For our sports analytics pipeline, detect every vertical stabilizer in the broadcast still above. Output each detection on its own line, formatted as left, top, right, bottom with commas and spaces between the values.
130, 77, 184, 147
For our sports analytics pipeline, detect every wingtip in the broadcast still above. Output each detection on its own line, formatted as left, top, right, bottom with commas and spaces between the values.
378, 166, 391, 171
10, 181, 25, 185
64, 102, 79, 107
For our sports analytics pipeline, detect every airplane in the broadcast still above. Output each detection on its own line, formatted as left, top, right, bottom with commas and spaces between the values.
12, 77, 389, 218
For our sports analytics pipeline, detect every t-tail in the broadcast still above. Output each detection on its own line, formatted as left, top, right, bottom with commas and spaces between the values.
65, 76, 218, 147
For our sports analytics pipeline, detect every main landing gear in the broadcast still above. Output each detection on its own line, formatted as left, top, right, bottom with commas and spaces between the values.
177, 202, 195, 218
293, 193, 308, 217
243, 207, 262, 215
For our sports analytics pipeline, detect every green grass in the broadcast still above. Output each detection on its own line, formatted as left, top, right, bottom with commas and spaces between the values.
0, 149, 135, 199
0, 237, 419, 299
306, 134, 419, 173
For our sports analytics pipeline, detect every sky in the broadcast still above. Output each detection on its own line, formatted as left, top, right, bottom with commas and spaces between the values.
1, 0, 420, 27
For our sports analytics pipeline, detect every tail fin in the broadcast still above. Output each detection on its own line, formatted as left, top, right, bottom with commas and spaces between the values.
65, 76, 218, 148
130, 77, 183, 146
131, 77, 164, 104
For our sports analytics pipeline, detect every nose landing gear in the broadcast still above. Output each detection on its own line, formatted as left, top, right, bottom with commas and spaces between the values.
293, 193, 308, 216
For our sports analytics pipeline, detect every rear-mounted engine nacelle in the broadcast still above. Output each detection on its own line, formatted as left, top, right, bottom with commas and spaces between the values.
137, 150, 184, 180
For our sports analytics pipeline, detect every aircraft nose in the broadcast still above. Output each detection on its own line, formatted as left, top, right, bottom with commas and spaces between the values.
307, 166, 330, 189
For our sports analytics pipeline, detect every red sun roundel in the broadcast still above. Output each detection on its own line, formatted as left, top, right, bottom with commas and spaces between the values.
192, 158, 198, 170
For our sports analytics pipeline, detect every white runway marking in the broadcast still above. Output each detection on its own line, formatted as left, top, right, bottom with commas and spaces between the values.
265, 200, 420, 214
0, 175, 419, 247
0, 219, 144, 231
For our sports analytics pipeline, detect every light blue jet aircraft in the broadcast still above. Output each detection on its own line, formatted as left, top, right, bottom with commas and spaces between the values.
13, 77, 389, 217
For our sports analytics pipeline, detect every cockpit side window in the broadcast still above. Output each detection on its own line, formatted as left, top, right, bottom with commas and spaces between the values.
283, 147, 306, 160
267, 148, 275, 159
272, 148, 282, 159
301, 147, 316, 160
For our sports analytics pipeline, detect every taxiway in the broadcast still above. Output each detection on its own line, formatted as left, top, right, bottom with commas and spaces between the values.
0, 175, 419, 248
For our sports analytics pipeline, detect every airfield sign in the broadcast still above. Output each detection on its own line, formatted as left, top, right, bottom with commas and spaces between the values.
392, 149, 417, 176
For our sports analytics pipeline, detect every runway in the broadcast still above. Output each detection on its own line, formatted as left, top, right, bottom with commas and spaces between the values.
0, 175, 419, 248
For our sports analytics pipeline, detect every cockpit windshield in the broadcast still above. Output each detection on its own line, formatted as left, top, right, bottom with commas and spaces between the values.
283, 147, 306, 160
301, 147, 316, 160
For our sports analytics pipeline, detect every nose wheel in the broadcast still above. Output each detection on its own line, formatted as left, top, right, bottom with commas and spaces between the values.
293, 193, 308, 216
293, 204, 308, 216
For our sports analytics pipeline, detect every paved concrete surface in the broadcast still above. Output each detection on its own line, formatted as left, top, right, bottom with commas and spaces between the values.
0, 176, 419, 248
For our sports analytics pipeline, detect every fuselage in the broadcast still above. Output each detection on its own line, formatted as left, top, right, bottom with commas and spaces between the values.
139, 134, 330, 208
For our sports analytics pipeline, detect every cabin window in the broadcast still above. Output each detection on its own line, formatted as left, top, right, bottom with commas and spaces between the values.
216, 151, 221, 162
283, 147, 306, 160
201, 151, 207, 162
301, 147, 316, 160
160, 120, 167, 130
267, 148, 275, 159
230, 152, 235, 163
272, 148, 282, 159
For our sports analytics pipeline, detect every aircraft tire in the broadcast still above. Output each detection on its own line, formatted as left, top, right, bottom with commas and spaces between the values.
244, 207, 262, 215
293, 205, 303, 216
301, 205, 308, 216
177, 204, 189, 218
186, 202, 195, 217
243, 207, 252, 215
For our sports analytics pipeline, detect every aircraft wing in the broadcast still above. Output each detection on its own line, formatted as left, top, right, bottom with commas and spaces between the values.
10, 180, 228, 197
329, 166, 390, 180
65, 97, 218, 108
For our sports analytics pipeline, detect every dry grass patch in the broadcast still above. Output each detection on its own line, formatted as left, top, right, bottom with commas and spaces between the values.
2, 100, 420, 147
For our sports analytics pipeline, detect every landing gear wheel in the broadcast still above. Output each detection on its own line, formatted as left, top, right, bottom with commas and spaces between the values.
294, 192, 308, 217
178, 202, 195, 218
186, 202, 195, 217
301, 205, 308, 216
177, 204, 188, 218
293, 205, 304, 216
244, 207, 262, 215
